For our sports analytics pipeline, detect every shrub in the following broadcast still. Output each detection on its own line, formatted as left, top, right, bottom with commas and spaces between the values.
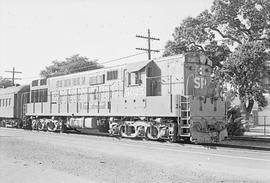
226, 106, 245, 136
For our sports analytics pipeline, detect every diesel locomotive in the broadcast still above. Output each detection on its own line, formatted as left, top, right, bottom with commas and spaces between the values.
0, 53, 228, 143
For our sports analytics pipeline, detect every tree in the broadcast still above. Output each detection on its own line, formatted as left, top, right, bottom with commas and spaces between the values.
40, 54, 103, 78
163, 0, 270, 118
163, 11, 232, 68
0, 77, 13, 88
222, 41, 269, 119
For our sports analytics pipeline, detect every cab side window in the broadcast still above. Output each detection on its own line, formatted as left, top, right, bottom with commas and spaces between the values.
128, 72, 142, 86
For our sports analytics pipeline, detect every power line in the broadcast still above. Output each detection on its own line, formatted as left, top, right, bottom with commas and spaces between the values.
136, 29, 160, 60
68, 52, 149, 74
18, 51, 150, 79
100, 52, 148, 65
14, 49, 166, 80
5, 67, 22, 86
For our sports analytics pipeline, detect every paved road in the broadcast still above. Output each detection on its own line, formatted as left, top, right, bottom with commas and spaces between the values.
0, 128, 270, 183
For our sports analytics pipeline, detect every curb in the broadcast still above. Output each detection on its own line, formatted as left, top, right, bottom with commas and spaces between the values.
200, 142, 270, 151
230, 136, 270, 142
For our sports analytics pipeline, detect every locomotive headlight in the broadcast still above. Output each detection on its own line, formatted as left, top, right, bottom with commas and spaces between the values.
198, 67, 203, 75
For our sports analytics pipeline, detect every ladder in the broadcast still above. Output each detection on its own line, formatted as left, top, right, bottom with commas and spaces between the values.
23, 104, 27, 116
179, 95, 191, 137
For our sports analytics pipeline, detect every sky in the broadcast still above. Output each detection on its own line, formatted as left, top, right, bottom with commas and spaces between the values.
0, 0, 214, 84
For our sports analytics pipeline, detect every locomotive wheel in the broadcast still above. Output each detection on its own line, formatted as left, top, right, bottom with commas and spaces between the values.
31, 120, 37, 130
145, 128, 150, 140
36, 121, 43, 131
119, 126, 125, 137
109, 124, 120, 136
145, 127, 158, 140
151, 126, 158, 138
47, 121, 57, 132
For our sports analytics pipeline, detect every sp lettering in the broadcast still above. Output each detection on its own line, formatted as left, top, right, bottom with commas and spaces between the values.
194, 77, 207, 89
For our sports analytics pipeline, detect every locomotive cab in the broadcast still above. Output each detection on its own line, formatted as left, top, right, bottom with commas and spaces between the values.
125, 60, 161, 97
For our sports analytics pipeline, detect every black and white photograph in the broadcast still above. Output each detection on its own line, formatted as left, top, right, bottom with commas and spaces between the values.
0, 0, 270, 182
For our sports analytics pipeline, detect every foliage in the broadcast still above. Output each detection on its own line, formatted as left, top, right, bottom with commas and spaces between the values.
227, 117, 246, 136
226, 105, 245, 136
163, 0, 270, 117
40, 54, 103, 78
224, 89, 237, 108
222, 41, 269, 118
0, 77, 13, 88
164, 0, 270, 64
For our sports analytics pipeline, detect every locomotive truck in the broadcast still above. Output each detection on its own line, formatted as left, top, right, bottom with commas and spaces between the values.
0, 53, 228, 143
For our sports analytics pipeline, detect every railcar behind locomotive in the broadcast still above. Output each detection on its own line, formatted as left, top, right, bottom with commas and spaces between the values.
25, 53, 228, 143
0, 85, 30, 128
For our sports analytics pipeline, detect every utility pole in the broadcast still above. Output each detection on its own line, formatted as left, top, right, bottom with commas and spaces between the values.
5, 67, 22, 86
136, 29, 160, 60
